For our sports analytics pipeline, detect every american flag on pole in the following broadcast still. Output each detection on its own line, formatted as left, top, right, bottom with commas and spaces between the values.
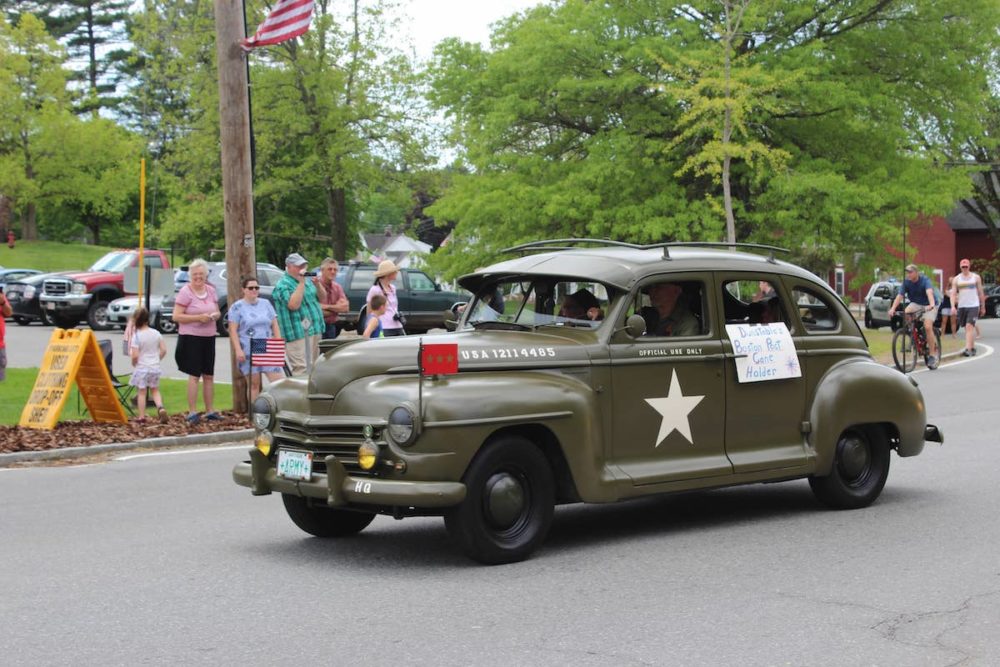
249, 338, 287, 367
240, 0, 315, 50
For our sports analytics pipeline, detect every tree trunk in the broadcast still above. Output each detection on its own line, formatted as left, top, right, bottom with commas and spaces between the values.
23, 204, 38, 241
324, 179, 348, 260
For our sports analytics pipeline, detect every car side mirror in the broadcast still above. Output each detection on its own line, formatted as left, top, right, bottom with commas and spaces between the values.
443, 309, 458, 332
434, 283, 442, 292
620, 314, 647, 337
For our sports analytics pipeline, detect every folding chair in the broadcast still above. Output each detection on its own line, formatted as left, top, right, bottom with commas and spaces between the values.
75, 339, 135, 417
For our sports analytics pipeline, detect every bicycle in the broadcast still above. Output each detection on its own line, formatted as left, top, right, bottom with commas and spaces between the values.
891, 307, 941, 373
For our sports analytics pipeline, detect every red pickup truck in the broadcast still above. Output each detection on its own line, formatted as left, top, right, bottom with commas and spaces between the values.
38, 249, 171, 330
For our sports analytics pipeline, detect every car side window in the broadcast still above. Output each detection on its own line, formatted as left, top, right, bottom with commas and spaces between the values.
408, 272, 436, 292
792, 287, 840, 332
144, 255, 163, 268
350, 269, 375, 290
259, 268, 283, 286
722, 279, 789, 327
626, 280, 707, 337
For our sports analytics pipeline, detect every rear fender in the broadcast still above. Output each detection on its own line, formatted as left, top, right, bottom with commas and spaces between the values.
809, 359, 927, 475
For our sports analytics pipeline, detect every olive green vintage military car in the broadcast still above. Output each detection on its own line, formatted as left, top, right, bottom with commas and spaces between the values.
234, 240, 943, 564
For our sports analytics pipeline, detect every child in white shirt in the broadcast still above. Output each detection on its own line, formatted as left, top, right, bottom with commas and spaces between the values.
129, 307, 168, 423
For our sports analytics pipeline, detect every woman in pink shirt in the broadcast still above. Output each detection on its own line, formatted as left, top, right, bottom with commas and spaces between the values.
172, 259, 222, 424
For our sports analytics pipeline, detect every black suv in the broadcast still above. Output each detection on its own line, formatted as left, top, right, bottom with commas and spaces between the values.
335, 263, 469, 334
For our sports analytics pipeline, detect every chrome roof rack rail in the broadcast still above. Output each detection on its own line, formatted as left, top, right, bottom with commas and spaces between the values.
502, 238, 789, 263
503, 238, 646, 255
642, 241, 790, 262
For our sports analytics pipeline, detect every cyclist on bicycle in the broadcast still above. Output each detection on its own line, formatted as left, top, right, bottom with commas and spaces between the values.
889, 263, 939, 368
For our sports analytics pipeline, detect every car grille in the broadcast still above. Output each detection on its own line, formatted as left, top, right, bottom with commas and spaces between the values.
43, 279, 71, 297
276, 419, 381, 477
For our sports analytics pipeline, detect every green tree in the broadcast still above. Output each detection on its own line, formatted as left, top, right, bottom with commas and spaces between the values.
0, 13, 70, 240
4, 1, 131, 114
427, 0, 998, 278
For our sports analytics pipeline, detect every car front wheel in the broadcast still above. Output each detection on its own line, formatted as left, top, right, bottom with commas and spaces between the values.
445, 436, 555, 564
87, 300, 112, 330
809, 426, 890, 510
281, 494, 376, 537
864, 309, 874, 329
993, 301, 1000, 319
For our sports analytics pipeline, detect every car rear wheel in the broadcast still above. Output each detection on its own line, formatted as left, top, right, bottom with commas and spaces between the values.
993, 301, 1000, 319
281, 494, 376, 537
87, 300, 112, 330
809, 426, 890, 510
216, 307, 229, 336
445, 435, 555, 564
864, 309, 874, 329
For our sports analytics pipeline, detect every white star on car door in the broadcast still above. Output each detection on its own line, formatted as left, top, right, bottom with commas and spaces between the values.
644, 369, 705, 447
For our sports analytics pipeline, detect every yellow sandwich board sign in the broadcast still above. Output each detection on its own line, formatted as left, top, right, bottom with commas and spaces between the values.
19, 329, 127, 429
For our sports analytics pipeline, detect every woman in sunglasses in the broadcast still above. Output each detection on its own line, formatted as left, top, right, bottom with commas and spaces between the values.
228, 275, 284, 402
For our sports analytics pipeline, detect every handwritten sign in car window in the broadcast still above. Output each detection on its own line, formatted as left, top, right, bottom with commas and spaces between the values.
725, 322, 801, 383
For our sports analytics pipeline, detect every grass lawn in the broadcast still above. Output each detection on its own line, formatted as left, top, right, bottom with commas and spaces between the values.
0, 368, 233, 425
862, 326, 964, 365
0, 240, 118, 273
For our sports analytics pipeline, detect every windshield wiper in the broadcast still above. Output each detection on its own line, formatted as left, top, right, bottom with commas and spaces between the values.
469, 320, 532, 331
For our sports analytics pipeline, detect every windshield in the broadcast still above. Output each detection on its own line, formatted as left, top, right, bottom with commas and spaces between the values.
89, 251, 134, 272
465, 277, 613, 330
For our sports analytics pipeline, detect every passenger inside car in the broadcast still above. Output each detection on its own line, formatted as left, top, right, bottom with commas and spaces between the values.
639, 282, 701, 336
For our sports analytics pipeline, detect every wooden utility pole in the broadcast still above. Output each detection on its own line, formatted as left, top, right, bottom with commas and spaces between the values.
213, 0, 256, 413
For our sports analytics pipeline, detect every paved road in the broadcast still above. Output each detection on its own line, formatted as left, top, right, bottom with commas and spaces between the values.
0, 322, 998, 665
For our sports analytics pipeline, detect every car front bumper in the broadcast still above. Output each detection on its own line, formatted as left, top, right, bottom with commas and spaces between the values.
40, 294, 91, 314
232, 448, 466, 509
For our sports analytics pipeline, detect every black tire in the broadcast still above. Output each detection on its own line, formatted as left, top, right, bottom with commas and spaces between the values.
891, 327, 916, 373
809, 426, 890, 509
87, 300, 112, 330
216, 307, 228, 336
444, 436, 555, 564
155, 312, 178, 334
281, 494, 376, 537
14, 316, 30, 326
993, 301, 1000, 319
51, 314, 78, 329
864, 309, 874, 329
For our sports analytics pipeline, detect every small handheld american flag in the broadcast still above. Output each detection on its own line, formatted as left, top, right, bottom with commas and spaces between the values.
249, 338, 286, 367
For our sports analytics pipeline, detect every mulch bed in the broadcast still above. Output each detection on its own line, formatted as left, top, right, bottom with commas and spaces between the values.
0, 411, 251, 454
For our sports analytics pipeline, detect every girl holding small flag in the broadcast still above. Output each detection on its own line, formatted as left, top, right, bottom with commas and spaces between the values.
229, 276, 284, 402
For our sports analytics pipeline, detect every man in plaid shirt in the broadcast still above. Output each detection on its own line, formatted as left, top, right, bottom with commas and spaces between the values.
272, 253, 324, 375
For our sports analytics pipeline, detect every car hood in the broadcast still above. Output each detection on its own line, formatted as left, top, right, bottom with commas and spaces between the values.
310, 329, 597, 396
50, 270, 121, 284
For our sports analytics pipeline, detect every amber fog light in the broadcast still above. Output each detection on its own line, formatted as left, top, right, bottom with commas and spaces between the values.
255, 430, 274, 457
358, 440, 379, 471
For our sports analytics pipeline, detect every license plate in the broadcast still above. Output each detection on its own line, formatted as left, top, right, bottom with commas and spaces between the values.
277, 449, 312, 481
45, 302, 55, 310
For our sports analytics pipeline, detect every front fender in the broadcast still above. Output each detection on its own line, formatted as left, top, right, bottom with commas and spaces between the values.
333, 369, 604, 495
809, 359, 927, 475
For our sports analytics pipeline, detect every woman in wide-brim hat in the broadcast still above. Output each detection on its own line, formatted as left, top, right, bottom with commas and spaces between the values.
366, 259, 404, 336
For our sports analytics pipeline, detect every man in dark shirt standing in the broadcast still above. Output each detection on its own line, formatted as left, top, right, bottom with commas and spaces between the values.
314, 258, 349, 339
889, 264, 939, 368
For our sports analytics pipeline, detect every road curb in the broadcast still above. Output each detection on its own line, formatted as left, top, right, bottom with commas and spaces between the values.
0, 429, 254, 465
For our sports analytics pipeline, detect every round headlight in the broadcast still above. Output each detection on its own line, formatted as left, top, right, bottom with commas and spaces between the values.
251, 394, 276, 431
387, 406, 416, 447
358, 441, 379, 471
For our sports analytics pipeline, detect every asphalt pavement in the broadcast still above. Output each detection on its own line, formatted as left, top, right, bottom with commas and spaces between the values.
0, 321, 998, 665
